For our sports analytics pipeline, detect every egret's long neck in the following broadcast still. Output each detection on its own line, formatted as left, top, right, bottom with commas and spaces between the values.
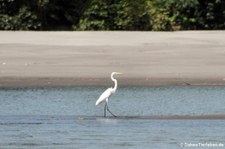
111, 74, 117, 93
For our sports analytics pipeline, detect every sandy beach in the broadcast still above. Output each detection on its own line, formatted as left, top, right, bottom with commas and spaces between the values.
1, 31, 225, 87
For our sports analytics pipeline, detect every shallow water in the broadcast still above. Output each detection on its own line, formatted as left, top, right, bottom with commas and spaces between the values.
0, 86, 225, 148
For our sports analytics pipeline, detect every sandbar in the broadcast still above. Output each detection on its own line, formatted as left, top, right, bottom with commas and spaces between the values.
0, 31, 225, 87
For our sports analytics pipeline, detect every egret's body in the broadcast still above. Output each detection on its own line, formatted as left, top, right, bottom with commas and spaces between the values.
96, 72, 122, 117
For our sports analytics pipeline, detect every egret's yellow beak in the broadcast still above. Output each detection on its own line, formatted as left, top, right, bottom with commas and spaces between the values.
116, 72, 123, 75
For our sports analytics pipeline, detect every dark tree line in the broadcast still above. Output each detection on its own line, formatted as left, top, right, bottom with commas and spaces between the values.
0, 0, 225, 30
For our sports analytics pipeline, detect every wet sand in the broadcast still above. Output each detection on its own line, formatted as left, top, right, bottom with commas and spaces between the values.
92, 114, 225, 120
1, 31, 225, 87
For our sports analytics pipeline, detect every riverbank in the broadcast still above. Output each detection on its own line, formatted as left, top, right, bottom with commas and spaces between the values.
1, 31, 225, 87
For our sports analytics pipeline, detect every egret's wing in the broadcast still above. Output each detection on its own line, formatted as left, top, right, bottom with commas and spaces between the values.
96, 88, 112, 106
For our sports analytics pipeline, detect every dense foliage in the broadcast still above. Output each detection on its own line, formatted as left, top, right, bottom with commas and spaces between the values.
0, 0, 225, 30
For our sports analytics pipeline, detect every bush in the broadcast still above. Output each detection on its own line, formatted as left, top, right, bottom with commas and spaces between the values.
77, 0, 151, 30
146, 0, 171, 31
0, 0, 89, 30
0, 0, 225, 30
0, 6, 41, 30
160, 0, 225, 30
39, 0, 90, 30
196, 0, 225, 29
163, 0, 199, 30
0, 0, 40, 30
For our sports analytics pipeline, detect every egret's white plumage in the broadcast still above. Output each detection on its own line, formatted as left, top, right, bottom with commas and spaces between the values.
96, 88, 112, 106
95, 72, 122, 117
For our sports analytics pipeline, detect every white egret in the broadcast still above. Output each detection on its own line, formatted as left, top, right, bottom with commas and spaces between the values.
95, 72, 122, 117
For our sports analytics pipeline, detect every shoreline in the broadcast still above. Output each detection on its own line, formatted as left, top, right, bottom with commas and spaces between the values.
1, 77, 225, 88
1, 31, 225, 87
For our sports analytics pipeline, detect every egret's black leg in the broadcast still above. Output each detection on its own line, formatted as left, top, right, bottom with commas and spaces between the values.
106, 103, 117, 117
104, 103, 107, 117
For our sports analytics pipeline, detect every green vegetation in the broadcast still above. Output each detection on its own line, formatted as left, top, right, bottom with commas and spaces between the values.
0, 0, 225, 31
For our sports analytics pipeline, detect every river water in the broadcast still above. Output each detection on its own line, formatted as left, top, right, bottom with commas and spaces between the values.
0, 87, 225, 148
